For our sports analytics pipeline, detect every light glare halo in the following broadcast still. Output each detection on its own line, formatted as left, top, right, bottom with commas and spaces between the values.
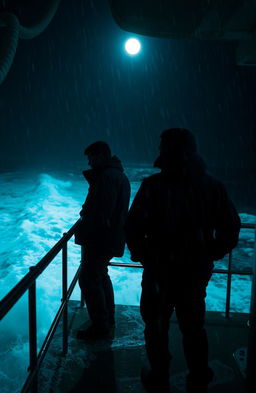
125, 38, 141, 55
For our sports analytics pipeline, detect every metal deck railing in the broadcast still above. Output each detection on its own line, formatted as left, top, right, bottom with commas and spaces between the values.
0, 220, 255, 393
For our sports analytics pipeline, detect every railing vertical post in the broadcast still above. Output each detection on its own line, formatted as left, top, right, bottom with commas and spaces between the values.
28, 267, 38, 393
80, 246, 84, 307
62, 236, 68, 356
246, 225, 256, 392
225, 251, 232, 319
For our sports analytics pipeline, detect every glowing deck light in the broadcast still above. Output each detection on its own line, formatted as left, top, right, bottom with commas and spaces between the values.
125, 38, 141, 55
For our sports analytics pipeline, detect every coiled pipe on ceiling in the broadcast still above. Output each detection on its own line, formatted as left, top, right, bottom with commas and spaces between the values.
0, 0, 61, 85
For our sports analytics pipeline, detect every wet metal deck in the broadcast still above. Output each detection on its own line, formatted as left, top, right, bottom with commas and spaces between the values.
38, 301, 249, 393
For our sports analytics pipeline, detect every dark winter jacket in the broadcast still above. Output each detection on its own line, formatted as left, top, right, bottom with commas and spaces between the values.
125, 153, 241, 279
75, 156, 131, 257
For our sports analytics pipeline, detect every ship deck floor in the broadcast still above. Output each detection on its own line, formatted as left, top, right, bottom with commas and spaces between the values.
38, 301, 249, 393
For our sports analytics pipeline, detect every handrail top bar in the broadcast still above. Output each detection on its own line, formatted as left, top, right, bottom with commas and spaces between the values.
0, 220, 254, 321
0, 219, 81, 320
109, 262, 253, 275
109, 262, 142, 268
241, 222, 256, 229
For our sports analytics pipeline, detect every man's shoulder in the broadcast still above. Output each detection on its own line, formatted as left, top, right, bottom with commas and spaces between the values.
138, 173, 163, 193
142, 172, 225, 194
141, 173, 161, 185
201, 172, 225, 190
102, 167, 130, 184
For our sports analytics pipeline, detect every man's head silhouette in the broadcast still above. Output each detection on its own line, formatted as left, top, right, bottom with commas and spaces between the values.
155, 128, 198, 170
84, 141, 111, 168
160, 128, 197, 155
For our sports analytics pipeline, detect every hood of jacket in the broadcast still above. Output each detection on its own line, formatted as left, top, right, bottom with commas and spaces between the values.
154, 151, 206, 183
83, 155, 124, 184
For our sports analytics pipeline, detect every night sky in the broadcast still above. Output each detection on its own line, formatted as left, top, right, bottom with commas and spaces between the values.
0, 1, 255, 182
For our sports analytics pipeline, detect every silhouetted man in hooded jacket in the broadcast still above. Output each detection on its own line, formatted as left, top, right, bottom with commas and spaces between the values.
125, 128, 241, 393
75, 141, 130, 339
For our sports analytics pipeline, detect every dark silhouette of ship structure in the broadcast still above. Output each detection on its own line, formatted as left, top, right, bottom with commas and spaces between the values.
1, 1, 256, 392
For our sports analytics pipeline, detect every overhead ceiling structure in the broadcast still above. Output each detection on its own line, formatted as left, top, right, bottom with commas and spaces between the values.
0, 0, 61, 84
109, 0, 256, 66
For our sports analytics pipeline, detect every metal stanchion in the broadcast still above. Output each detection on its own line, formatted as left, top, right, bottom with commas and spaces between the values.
62, 236, 68, 356
225, 251, 233, 319
246, 226, 256, 392
28, 267, 38, 393
80, 246, 85, 307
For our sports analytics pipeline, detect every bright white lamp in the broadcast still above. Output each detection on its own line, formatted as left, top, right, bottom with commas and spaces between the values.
125, 38, 141, 55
